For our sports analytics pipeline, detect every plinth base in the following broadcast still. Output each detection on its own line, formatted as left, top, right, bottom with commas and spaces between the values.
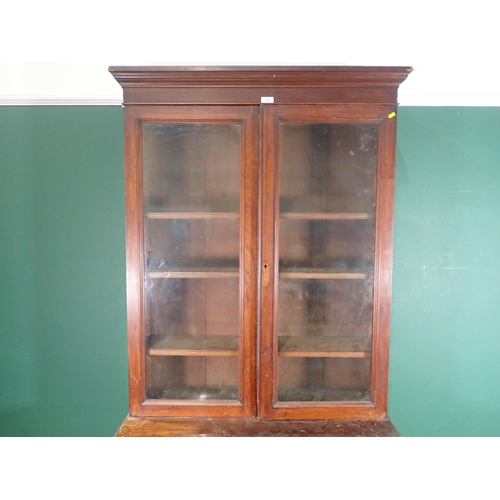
116, 416, 400, 437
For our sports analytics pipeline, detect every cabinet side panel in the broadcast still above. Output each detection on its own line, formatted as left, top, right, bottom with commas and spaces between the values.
124, 107, 146, 415
371, 113, 397, 415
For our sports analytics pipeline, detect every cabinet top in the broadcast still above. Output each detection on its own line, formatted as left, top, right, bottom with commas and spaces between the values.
110, 65, 412, 85
109, 66, 412, 106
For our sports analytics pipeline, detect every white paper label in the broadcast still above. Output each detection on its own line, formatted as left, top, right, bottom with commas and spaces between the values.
261, 96, 274, 103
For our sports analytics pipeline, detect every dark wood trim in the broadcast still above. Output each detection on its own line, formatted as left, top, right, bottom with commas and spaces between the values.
120, 87, 399, 106
240, 106, 260, 417
133, 401, 245, 419
116, 416, 401, 437
370, 112, 398, 414
109, 65, 412, 87
265, 404, 385, 420
273, 104, 392, 123
259, 105, 278, 419
109, 66, 412, 106
124, 106, 146, 415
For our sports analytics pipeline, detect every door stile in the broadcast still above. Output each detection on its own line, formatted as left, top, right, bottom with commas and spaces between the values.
370, 111, 398, 416
259, 105, 280, 418
124, 106, 147, 416
240, 106, 260, 417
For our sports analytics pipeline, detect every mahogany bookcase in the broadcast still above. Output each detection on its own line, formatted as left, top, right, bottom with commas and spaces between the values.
110, 66, 411, 436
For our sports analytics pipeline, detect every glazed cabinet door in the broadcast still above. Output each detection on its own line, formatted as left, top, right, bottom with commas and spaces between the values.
260, 105, 397, 419
125, 106, 259, 418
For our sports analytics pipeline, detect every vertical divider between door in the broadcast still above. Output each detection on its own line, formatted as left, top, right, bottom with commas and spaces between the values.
259, 105, 279, 418
241, 106, 261, 417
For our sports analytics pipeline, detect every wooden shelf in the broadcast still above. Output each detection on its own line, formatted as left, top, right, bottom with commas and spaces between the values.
146, 212, 239, 220
280, 212, 371, 220
278, 335, 371, 358
148, 335, 239, 357
277, 387, 371, 403
147, 387, 239, 401
280, 268, 369, 280
150, 267, 370, 280
149, 268, 239, 279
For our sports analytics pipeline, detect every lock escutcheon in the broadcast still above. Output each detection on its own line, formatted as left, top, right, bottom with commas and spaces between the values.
262, 263, 269, 286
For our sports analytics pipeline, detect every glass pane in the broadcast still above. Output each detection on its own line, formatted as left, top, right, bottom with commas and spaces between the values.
143, 123, 241, 401
279, 218, 375, 272
277, 122, 378, 402
279, 123, 377, 213
144, 123, 240, 212
278, 358, 371, 402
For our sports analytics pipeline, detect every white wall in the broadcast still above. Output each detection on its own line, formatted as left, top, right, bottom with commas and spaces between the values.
1, 1, 498, 105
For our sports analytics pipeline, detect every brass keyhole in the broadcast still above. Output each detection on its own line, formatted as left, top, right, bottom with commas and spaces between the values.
263, 264, 269, 286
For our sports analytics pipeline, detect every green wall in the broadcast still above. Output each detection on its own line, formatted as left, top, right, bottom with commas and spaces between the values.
1, 106, 499, 436
0, 107, 128, 436
390, 107, 500, 436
